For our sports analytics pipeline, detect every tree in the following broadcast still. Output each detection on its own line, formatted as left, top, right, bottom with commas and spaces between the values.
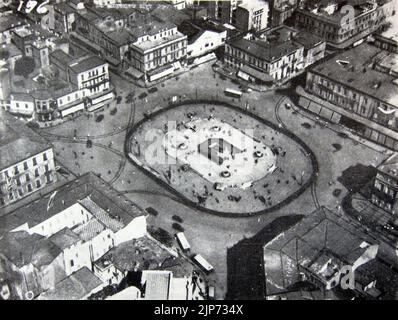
0, 49, 9, 61
14, 57, 35, 78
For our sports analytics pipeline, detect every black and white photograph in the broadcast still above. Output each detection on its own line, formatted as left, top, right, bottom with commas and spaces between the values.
0, 0, 398, 305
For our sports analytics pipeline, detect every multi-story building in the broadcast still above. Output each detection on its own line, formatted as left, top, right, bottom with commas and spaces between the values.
235, 0, 269, 32
74, 6, 188, 82
371, 153, 398, 213
0, 14, 26, 45
270, 1, 297, 27
224, 25, 324, 85
53, 2, 80, 34
205, 0, 242, 24
178, 19, 227, 61
0, 172, 147, 299
294, 0, 395, 49
126, 18, 187, 82
299, 43, 398, 150
0, 111, 57, 208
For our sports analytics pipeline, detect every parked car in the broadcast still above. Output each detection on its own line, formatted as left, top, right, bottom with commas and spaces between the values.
145, 207, 158, 216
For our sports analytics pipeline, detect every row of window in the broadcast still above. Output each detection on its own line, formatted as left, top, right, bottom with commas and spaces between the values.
1, 153, 50, 179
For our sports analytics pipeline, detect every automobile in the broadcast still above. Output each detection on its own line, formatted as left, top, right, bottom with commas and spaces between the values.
95, 114, 104, 122
172, 215, 183, 223
148, 87, 158, 93
138, 92, 148, 100
172, 223, 184, 232
145, 207, 159, 216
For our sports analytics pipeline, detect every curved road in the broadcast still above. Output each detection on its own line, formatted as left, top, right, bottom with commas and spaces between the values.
274, 95, 321, 210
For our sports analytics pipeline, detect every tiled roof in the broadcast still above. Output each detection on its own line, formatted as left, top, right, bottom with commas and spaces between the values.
142, 270, 172, 300
0, 110, 52, 170
37, 267, 103, 300
0, 173, 145, 237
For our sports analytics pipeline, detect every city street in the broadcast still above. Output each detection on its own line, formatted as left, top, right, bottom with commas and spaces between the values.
37, 62, 390, 298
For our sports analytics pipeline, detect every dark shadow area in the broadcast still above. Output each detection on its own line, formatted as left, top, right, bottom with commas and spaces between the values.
338, 164, 377, 193
226, 214, 304, 300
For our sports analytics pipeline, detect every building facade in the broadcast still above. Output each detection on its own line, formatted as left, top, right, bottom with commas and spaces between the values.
294, 0, 395, 49
0, 173, 147, 299
0, 112, 57, 208
371, 153, 398, 214
224, 26, 325, 85
300, 43, 398, 150
235, 0, 269, 31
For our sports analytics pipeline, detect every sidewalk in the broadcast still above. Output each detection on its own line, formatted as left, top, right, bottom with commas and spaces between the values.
295, 86, 390, 154
212, 61, 298, 93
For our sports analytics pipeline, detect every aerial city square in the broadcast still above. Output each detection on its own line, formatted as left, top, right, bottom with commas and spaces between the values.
0, 0, 398, 302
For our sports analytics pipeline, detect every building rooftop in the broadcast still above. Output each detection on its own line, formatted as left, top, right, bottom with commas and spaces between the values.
0, 172, 146, 237
106, 28, 134, 45
49, 227, 81, 250
0, 14, 26, 32
50, 49, 75, 67
37, 267, 103, 300
264, 207, 378, 293
141, 270, 172, 300
298, 0, 378, 25
0, 231, 61, 268
377, 152, 398, 178
293, 30, 324, 49
54, 2, 77, 14
68, 55, 106, 74
178, 19, 226, 44
310, 43, 398, 106
0, 110, 52, 170
229, 36, 302, 62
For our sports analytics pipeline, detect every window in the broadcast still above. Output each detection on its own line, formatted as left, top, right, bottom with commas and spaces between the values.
35, 168, 39, 177
25, 173, 30, 181
33, 157, 37, 166
70, 260, 74, 267
27, 184, 32, 192
24, 162, 28, 170
14, 166, 19, 175
43, 153, 47, 161
36, 180, 41, 188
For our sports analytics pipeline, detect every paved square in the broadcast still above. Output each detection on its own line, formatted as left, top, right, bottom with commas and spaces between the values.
163, 118, 277, 189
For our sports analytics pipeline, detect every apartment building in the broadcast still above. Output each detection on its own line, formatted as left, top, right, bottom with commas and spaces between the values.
0, 173, 147, 299
294, 0, 395, 49
371, 153, 398, 213
225, 25, 324, 85
0, 111, 57, 208
299, 43, 398, 150
126, 18, 187, 82
235, 0, 269, 31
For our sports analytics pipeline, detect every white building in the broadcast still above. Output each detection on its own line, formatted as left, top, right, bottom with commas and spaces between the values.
0, 173, 147, 299
235, 0, 269, 32
178, 20, 227, 60
0, 111, 57, 208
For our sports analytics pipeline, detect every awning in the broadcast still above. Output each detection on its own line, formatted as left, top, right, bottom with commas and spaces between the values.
148, 64, 174, 82
239, 65, 275, 83
125, 67, 144, 80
